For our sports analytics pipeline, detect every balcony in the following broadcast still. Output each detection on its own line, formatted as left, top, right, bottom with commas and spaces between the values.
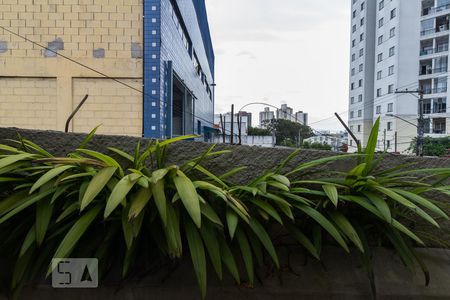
420, 44, 449, 55
419, 66, 448, 75
421, 24, 450, 36
422, 3, 450, 16
422, 87, 448, 94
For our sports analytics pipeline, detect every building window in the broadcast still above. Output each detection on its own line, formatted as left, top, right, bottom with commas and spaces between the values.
352, 53, 356, 61
359, 48, 364, 57
358, 94, 363, 102
379, 0, 384, 10
377, 71, 382, 80
388, 84, 394, 94
361, 2, 365, 10
387, 121, 393, 131
387, 140, 391, 149
359, 79, 363, 87
379, 18, 384, 28
377, 53, 383, 62
360, 18, 365, 26
353, 10, 357, 18
358, 125, 362, 132
387, 103, 393, 112
351, 82, 355, 90
360, 33, 364, 41
359, 64, 363, 72
351, 68, 355, 76
352, 25, 357, 33
391, 8, 396, 19
376, 105, 381, 114
351, 97, 355, 104
388, 65, 394, 75
390, 27, 395, 37
350, 111, 355, 118
378, 35, 383, 45
358, 110, 362, 117
389, 46, 395, 57
352, 39, 356, 47
377, 88, 382, 97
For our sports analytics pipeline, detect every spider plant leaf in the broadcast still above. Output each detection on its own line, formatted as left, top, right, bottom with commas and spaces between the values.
107, 147, 134, 162
173, 170, 201, 228
250, 199, 283, 224
200, 202, 223, 227
391, 189, 449, 220
276, 148, 302, 173
30, 165, 75, 194
323, 184, 339, 207
219, 166, 247, 180
218, 237, 240, 284
128, 187, 153, 219
0, 189, 54, 224
236, 229, 254, 285
0, 144, 23, 154
249, 218, 279, 268
267, 181, 290, 192
362, 192, 392, 223
56, 202, 79, 223
104, 173, 141, 218
200, 222, 222, 280
281, 192, 313, 205
77, 149, 124, 176
150, 168, 170, 184
20, 225, 36, 257
259, 192, 293, 220
36, 198, 53, 246
185, 219, 207, 299
294, 204, 349, 252
78, 125, 101, 150
122, 207, 134, 249
188, 163, 228, 188
328, 212, 364, 252
48, 205, 102, 277
286, 224, 320, 260
270, 174, 291, 187
372, 186, 416, 209
0, 153, 35, 172
226, 209, 238, 239
164, 204, 182, 257
363, 117, 380, 175
151, 179, 167, 226
12, 246, 34, 289
391, 219, 425, 245
80, 167, 117, 211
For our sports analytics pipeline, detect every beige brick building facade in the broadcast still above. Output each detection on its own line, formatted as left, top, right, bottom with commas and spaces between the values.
0, 0, 143, 136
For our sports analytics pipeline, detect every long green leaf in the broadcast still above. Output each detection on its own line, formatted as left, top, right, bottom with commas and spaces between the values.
248, 218, 279, 268
36, 198, 53, 246
364, 117, 380, 174
286, 224, 320, 260
236, 229, 254, 285
152, 179, 167, 226
218, 237, 240, 284
392, 189, 449, 220
104, 173, 141, 218
173, 170, 201, 228
48, 205, 102, 276
185, 219, 207, 299
20, 225, 36, 257
329, 212, 364, 252
81, 167, 117, 211
77, 149, 123, 176
128, 187, 153, 219
200, 222, 222, 280
226, 209, 239, 239
30, 165, 75, 194
323, 184, 339, 207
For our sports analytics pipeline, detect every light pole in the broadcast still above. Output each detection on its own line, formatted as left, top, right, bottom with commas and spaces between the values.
394, 89, 425, 156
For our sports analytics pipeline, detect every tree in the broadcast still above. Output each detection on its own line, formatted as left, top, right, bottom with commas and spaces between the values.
408, 137, 450, 157
247, 127, 271, 136
302, 141, 333, 151
262, 119, 313, 147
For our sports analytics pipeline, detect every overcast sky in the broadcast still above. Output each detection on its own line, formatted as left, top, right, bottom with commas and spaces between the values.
205, 0, 351, 131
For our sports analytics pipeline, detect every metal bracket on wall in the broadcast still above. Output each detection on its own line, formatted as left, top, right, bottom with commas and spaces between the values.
65, 94, 89, 133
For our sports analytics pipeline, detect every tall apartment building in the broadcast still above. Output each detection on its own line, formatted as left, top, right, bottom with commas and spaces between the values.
259, 107, 275, 126
0, 0, 214, 139
349, 0, 449, 153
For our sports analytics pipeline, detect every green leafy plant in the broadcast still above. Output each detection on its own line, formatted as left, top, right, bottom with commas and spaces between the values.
0, 120, 448, 299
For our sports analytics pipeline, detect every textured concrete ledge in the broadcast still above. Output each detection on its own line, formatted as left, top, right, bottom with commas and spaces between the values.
2, 247, 449, 300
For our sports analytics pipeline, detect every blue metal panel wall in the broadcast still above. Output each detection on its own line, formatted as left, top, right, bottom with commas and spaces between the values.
160, 0, 214, 136
143, 0, 214, 138
143, 0, 163, 138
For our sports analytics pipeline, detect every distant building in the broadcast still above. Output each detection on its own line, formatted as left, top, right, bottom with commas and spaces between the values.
295, 111, 309, 126
304, 131, 348, 152
277, 104, 296, 122
259, 107, 275, 127
237, 111, 253, 129
214, 113, 249, 136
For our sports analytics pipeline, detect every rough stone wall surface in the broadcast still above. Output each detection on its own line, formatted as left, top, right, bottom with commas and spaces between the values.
0, 0, 143, 135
